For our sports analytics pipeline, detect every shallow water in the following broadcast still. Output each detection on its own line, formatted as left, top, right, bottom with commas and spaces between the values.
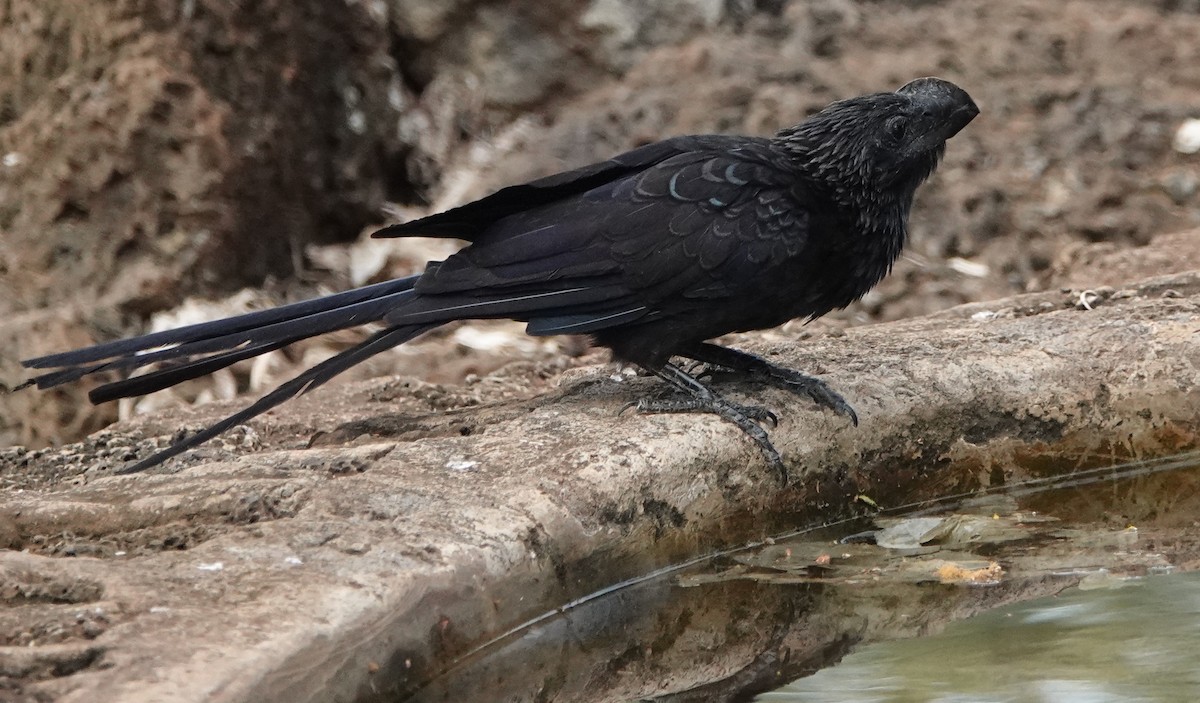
764, 569, 1200, 703
404, 452, 1200, 701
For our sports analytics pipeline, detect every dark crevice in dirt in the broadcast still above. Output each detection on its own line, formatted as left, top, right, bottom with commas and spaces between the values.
4, 480, 309, 556
597, 501, 640, 528
0, 432, 158, 492
0, 575, 102, 606
29, 524, 225, 559
379, 141, 429, 208
387, 33, 433, 98
960, 411, 1068, 446
0, 644, 106, 682
296, 454, 376, 475
641, 498, 687, 538
319, 413, 489, 445
0, 605, 113, 647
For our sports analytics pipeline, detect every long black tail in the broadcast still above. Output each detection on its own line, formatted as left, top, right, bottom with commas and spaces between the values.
21, 275, 421, 395
18, 275, 428, 473
20, 268, 642, 473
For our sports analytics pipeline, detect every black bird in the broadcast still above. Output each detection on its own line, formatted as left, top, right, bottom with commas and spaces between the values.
20, 77, 978, 475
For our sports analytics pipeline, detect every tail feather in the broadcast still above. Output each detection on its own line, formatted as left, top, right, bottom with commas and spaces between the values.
117, 323, 435, 474
22, 275, 421, 370
23, 283, 420, 390
83, 287, 413, 375
88, 335, 300, 404
22, 270, 646, 474
24, 362, 112, 391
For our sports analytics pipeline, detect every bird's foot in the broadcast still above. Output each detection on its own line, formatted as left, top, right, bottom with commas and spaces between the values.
684, 344, 859, 426
749, 366, 858, 426
626, 362, 787, 480
626, 395, 784, 475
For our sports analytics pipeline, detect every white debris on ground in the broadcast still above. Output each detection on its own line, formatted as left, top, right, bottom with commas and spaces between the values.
947, 257, 990, 278
1173, 118, 1200, 154
451, 324, 541, 354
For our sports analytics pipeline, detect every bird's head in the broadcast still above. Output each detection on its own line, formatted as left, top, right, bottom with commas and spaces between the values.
777, 77, 979, 202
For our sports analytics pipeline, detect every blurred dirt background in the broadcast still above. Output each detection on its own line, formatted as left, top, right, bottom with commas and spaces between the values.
3, 0, 1200, 450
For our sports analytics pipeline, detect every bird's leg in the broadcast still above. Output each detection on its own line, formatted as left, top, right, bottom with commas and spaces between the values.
625, 361, 785, 475
680, 343, 859, 426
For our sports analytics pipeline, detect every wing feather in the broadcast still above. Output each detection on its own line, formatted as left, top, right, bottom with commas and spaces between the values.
387, 140, 816, 338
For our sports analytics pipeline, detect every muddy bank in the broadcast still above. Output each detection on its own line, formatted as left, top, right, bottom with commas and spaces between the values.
1, 265, 1196, 701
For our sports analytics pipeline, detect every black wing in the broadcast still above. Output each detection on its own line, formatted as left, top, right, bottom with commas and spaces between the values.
374, 136, 736, 241
594, 145, 810, 301
380, 138, 814, 338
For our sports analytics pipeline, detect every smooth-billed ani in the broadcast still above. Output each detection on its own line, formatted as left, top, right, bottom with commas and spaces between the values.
20, 77, 979, 475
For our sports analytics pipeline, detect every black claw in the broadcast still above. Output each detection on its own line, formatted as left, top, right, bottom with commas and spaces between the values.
802, 385, 859, 425
749, 407, 779, 428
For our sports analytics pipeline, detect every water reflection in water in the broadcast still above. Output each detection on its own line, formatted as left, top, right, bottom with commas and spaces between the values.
402, 452, 1200, 702
763, 570, 1200, 703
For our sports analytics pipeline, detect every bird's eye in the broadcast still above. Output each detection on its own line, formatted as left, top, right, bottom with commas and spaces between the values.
885, 116, 908, 141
